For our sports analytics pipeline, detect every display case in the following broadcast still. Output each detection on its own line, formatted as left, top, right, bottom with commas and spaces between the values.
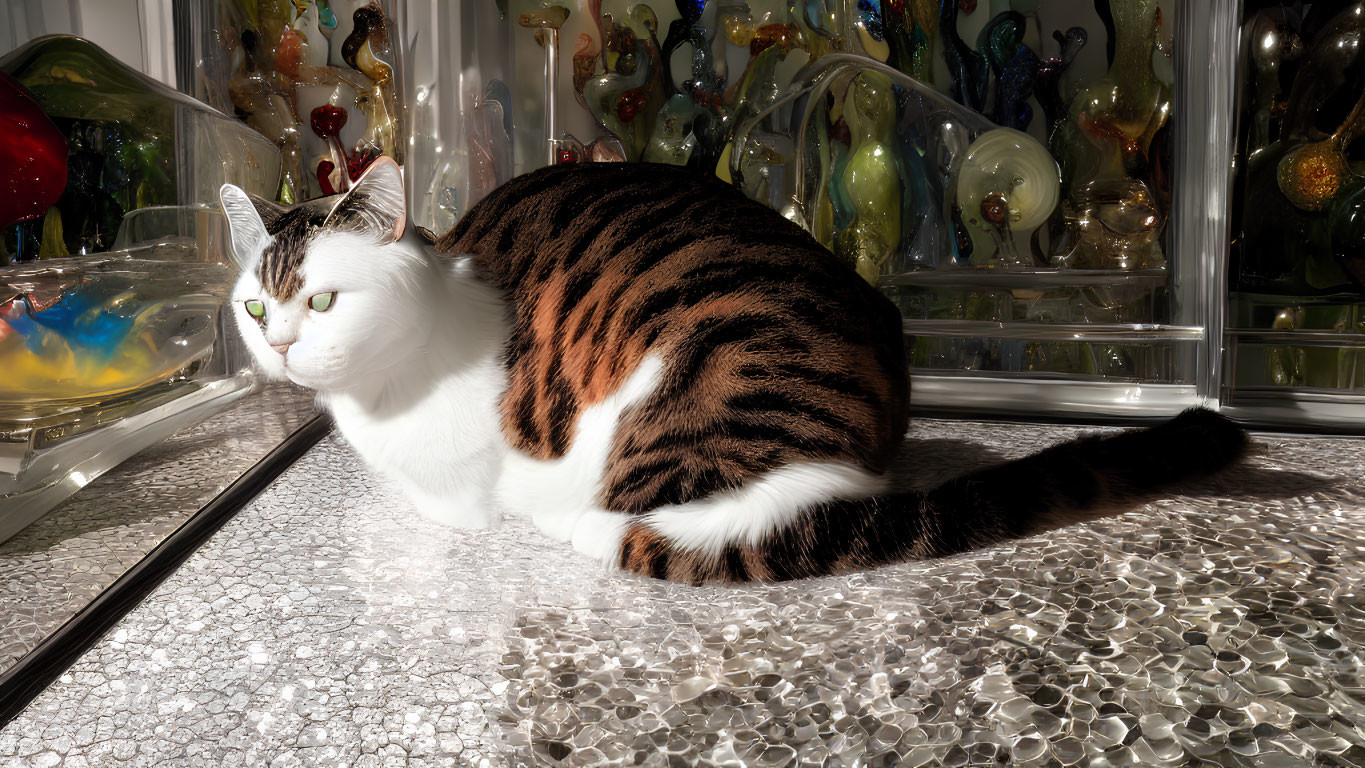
1221, 0, 1365, 431
394, 0, 1268, 423
404, 0, 1360, 431
2, 0, 1359, 564
0, 7, 323, 704
0, 34, 286, 540
173, 0, 404, 206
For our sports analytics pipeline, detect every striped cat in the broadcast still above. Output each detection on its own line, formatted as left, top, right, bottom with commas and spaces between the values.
219, 157, 1248, 584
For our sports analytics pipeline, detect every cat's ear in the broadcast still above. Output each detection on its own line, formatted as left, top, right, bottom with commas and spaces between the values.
325, 156, 406, 242
219, 184, 278, 267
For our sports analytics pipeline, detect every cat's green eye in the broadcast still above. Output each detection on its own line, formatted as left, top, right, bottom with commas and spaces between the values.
244, 300, 266, 320
309, 292, 336, 313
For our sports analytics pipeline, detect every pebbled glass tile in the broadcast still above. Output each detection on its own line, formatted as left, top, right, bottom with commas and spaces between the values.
0, 420, 1361, 767
0, 381, 317, 676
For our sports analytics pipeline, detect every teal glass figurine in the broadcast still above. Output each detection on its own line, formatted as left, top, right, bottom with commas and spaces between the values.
977, 11, 1040, 130
977, 10, 1024, 80
940, 0, 989, 112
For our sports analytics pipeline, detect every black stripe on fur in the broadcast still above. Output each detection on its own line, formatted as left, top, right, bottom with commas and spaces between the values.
734, 408, 1250, 582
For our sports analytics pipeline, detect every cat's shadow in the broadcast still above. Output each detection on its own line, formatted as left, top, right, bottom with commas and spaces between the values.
885, 435, 1333, 507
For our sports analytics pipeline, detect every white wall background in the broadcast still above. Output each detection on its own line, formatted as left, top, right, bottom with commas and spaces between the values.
1, 0, 176, 85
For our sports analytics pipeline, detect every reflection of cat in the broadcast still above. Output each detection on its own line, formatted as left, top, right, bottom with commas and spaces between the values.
220, 158, 1248, 583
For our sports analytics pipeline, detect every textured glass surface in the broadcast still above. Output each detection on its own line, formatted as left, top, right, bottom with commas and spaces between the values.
1, 420, 1361, 766
0, 381, 317, 678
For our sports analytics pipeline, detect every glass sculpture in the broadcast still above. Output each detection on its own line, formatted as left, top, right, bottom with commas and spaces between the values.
0, 36, 282, 542
0, 35, 281, 263
181, 0, 404, 204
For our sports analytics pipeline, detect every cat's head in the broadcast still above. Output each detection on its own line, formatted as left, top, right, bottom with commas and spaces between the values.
220, 157, 431, 392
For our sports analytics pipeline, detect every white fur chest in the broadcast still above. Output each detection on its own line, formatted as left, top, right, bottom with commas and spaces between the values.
323, 354, 509, 526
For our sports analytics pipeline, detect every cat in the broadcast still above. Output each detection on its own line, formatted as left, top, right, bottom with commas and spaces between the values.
218, 156, 1248, 584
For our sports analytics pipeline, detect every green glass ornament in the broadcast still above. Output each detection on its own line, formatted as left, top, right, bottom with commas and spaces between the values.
832, 72, 903, 284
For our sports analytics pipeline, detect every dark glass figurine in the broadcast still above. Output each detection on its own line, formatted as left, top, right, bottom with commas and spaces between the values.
940, 0, 989, 113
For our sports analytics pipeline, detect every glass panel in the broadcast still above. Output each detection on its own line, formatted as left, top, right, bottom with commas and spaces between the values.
0, 26, 319, 682
396, 0, 517, 234
0, 35, 281, 261
460, 0, 1206, 416
0, 34, 285, 531
1224, 0, 1365, 429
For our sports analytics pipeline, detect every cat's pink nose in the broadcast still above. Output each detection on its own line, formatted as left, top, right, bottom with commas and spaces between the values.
271, 342, 293, 356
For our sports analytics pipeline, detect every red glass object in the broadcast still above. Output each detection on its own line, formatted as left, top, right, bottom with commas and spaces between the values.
346, 148, 380, 182
317, 160, 338, 195
311, 104, 353, 193
616, 89, 646, 123
0, 71, 68, 228
309, 104, 348, 139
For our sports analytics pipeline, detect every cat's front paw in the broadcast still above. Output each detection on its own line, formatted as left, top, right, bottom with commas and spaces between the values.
408, 489, 500, 530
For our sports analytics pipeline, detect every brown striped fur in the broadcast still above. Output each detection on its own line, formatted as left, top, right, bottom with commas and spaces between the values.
437, 162, 1248, 584
438, 162, 908, 495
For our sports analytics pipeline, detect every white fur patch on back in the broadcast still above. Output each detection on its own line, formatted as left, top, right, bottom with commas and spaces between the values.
641, 462, 889, 559
495, 355, 665, 540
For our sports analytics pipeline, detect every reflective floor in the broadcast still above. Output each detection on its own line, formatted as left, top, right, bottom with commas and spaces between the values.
0, 382, 318, 677
0, 420, 1361, 767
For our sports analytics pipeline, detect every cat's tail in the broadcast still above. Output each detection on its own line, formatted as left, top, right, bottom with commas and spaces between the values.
618, 408, 1249, 583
